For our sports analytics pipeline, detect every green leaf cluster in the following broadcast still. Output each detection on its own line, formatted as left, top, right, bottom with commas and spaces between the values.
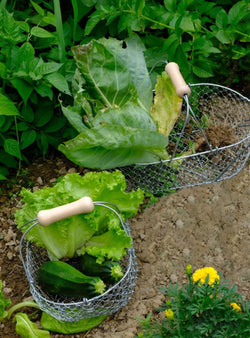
58, 36, 183, 169
0, 3, 76, 180
81, 0, 249, 84
15, 170, 144, 260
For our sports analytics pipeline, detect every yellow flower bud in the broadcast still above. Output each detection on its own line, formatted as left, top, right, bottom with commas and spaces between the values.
186, 264, 192, 276
165, 300, 172, 307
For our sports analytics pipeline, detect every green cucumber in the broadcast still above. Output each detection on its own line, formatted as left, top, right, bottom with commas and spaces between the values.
38, 261, 106, 298
79, 254, 124, 284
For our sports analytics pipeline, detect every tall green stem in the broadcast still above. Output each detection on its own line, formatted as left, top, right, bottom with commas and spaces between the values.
53, 0, 66, 64
0, 0, 7, 10
71, 0, 78, 43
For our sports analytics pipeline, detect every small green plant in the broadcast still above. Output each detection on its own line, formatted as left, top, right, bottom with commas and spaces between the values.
136, 265, 250, 337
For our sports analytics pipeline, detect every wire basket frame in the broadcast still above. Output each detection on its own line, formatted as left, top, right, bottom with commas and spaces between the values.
19, 202, 137, 322
118, 83, 249, 196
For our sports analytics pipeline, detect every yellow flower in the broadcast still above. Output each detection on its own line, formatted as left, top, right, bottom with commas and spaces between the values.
230, 303, 241, 312
192, 267, 220, 286
165, 309, 174, 320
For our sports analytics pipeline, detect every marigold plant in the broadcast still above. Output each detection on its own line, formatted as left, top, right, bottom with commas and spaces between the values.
136, 266, 250, 337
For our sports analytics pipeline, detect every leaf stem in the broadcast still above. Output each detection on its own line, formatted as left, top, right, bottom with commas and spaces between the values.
14, 116, 21, 171
121, 9, 175, 30
7, 300, 40, 320
71, 0, 78, 43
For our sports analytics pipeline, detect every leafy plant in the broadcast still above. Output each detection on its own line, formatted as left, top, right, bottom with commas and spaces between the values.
15, 170, 144, 260
136, 266, 250, 337
58, 35, 183, 169
82, 0, 249, 85
0, 2, 76, 180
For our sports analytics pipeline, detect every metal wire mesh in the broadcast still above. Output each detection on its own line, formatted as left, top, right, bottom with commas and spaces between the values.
118, 84, 249, 196
20, 211, 137, 322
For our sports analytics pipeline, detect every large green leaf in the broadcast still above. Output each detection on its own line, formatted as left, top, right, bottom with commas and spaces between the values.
59, 123, 168, 169
41, 312, 107, 334
72, 39, 137, 109
100, 35, 153, 111
72, 36, 153, 112
93, 102, 156, 131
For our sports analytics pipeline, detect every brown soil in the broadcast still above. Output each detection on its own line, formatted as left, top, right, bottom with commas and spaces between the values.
0, 157, 249, 338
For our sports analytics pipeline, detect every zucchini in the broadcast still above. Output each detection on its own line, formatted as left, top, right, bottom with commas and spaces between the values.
37, 261, 106, 298
79, 254, 124, 284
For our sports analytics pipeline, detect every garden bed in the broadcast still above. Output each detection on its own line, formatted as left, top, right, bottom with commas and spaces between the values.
0, 157, 249, 337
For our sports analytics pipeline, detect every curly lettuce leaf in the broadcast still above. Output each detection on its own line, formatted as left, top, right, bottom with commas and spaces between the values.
15, 171, 144, 259
150, 72, 183, 137
78, 228, 132, 263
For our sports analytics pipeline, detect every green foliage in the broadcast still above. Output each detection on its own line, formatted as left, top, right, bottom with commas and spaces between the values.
0, 3, 76, 180
136, 266, 250, 337
0, 0, 248, 179
82, 0, 249, 85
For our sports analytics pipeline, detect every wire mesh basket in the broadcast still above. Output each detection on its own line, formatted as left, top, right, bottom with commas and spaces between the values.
19, 198, 137, 322
117, 63, 249, 196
